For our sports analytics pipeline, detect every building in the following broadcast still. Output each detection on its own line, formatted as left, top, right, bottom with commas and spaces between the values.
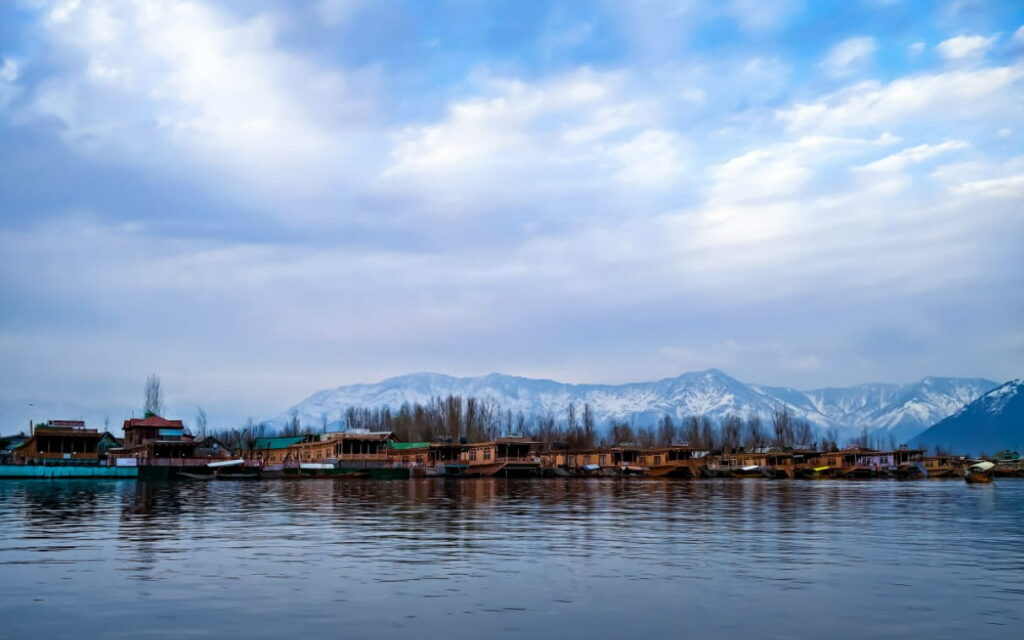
461, 437, 543, 476
10, 420, 108, 464
108, 414, 198, 460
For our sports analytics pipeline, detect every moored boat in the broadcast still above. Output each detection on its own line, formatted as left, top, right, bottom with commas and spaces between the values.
964, 461, 995, 484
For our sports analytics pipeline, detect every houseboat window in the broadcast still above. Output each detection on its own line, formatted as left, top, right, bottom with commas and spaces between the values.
599, 455, 607, 465
654, 456, 662, 465
469, 450, 477, 461
483, 450, 491, 460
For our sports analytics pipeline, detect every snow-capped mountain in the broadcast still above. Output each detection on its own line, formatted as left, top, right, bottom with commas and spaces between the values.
268, 369, 998, 441
910, 379, 1024, 455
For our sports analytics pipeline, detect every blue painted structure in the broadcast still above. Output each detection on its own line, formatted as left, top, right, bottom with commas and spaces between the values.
0, 465, 138, 479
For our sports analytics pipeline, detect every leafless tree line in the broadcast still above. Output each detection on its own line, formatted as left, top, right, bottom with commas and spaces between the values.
199, 394, 843, 454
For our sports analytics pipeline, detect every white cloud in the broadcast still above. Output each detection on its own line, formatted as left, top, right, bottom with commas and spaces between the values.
383, 68, 686, 213
710, 134, 896, 203
821, 36, 876, 77
25, 0, 379, 213
1015, 25, 1024, 44
607, 129, 687, 188
935, 34, 998, 60
725, 0, 803, 33
778, 65, 1024, 132
0, 58, 18, 83
951, 174, 1024, 199
0, 58, 19, 109
854, 140, 969, 173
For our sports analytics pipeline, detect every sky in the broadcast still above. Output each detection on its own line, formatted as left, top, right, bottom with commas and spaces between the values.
0, 0, 1022, 430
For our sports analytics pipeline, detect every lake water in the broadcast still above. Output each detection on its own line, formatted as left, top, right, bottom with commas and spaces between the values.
1, 478, 1021, 639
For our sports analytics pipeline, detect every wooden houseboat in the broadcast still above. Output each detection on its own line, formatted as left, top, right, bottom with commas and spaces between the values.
10, 420, 120, 466
461, 437, 543, 477
637, 445, 705, 478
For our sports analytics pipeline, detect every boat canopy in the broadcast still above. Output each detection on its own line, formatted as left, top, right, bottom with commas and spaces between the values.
207, 458, 244, 468
300, 462, 335, 470
968, 461, 995, 472
582, 464, 601, 471
740, 465, 761, 472
813, 466, 830, 472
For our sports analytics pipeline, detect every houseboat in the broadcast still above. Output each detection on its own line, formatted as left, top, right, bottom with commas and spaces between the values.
461, 437, 543, 477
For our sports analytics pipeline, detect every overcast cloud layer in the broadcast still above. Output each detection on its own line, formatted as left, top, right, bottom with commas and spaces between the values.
1, 0, 1022, 429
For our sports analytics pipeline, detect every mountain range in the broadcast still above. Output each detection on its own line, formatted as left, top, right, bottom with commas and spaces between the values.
270, 369, 999, 442
910, 379, 1024, 455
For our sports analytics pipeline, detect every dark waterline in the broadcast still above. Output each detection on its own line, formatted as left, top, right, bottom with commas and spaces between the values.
1, 478, 1021, 639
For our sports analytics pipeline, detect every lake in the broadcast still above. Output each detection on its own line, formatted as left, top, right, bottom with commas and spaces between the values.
1, 478, 1021, 639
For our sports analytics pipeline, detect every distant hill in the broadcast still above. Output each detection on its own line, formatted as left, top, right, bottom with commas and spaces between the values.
911, 379, 1024, 455
268, 370, 998, 441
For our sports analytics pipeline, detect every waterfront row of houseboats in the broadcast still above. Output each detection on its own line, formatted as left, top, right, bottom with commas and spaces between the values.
3, 415, 1021, 481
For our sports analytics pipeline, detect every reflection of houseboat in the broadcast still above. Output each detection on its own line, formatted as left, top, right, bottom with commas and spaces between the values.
964, 461, 995, 484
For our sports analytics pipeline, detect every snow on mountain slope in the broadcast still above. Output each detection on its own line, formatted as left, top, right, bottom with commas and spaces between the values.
910, 379, 1024, 454
268, 370, 998, 441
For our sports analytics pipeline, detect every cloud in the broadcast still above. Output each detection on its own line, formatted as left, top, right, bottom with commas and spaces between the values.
709, 134, 896, 203
854, 140, 969, 173
21, 0, 380, 215
382, 67, 686, 215
951, 174, 1024, 199
778, 65, 1024, 132
725, 0, 804, 33
935, 34, 999, 60
0, 58, 19, 109
821, 36, 876, 77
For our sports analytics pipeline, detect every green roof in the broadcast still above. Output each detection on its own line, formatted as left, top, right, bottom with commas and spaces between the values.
253, 436, 307, 450
387, 442, 429, 450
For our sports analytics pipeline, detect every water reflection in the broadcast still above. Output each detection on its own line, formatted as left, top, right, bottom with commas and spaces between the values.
0, 478, 1022, 639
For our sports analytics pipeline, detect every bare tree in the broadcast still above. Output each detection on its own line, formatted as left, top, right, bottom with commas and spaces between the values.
144, 374, 164, 416
744, 415, 768, 450
637, 425, 656, 448
582, 403, 596, 448
721, 414, 742, 453
792, 418, 814, 449
772, 406, 794, 448
195, 406, 208, 438
657, 414, 676, 446
283, 409, 301, 437
699, 416, 716, 450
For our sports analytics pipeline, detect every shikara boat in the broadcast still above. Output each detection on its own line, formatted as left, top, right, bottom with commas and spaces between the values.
798, 466, 833, 479
964, 461, 995, 484
731, 465, 772, 478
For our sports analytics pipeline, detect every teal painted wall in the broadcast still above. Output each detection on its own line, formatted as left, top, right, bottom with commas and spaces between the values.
0, 465, 138, 479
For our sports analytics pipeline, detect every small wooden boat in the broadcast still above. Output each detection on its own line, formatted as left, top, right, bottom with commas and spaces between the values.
216, 472, 260, 480
964, 461, 995, 484
799, 465, 832, 480
731, 465, 772, 478
179, 471, 214, 480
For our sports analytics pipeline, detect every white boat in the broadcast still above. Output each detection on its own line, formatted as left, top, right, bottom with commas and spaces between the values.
964, 461, 995, 484
207, 458, 245, 469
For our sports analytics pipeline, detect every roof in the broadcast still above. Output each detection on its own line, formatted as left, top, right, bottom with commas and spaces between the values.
123, 415, 184, 429
388, 442, 429, 450
323, 430, 395, 441
253, 436, 307, 450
